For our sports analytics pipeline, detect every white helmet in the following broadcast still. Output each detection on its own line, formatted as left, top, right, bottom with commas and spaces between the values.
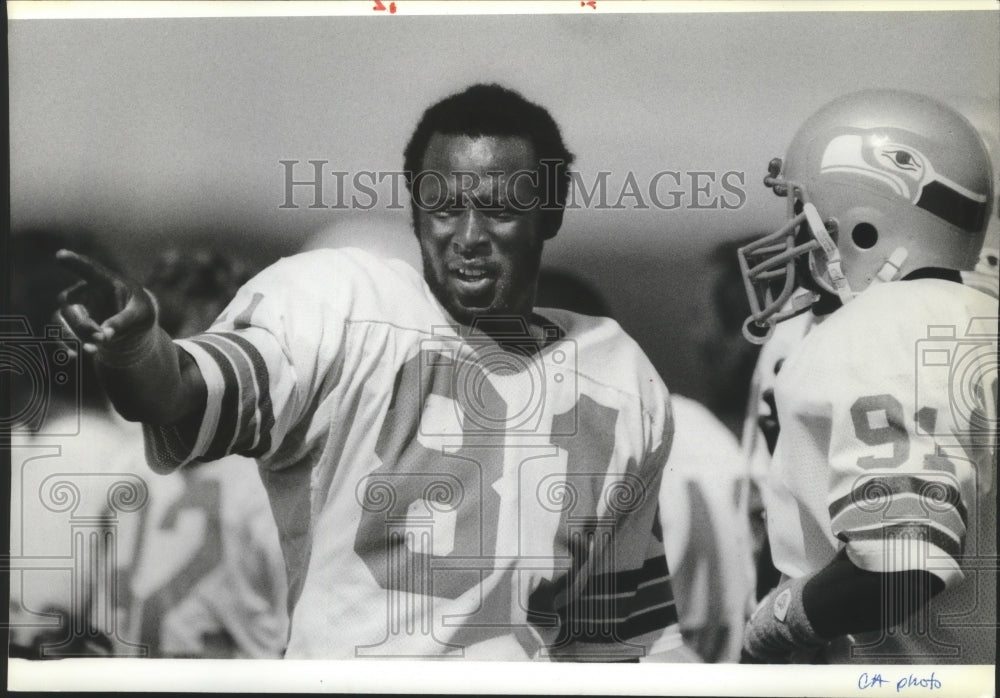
739, 90, 993, 343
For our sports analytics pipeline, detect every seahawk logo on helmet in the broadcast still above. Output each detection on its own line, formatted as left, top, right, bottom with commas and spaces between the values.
820, 134, 988, 232
738, 89, 994, 343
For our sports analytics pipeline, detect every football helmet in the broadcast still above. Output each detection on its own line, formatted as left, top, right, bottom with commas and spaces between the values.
739, 90, 994, 343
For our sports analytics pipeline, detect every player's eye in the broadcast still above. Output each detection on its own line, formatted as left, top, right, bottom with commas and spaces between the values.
430, 204, 463, 219
484, 208, 517, 222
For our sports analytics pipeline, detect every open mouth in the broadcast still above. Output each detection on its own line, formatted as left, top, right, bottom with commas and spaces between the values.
450, 262, 497, 297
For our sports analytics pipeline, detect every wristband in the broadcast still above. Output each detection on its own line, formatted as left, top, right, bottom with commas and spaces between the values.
741, 575, 826, 663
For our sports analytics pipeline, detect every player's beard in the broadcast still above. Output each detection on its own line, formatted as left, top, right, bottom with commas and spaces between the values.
421, 246, 542, 328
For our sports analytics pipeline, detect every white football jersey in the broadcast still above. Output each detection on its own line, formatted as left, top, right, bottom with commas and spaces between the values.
8, 411, 144, 657
113, 455, 288, 658
10, 412, 289, 659
766, 279, 997, 663
144, 247, 679, 660
660, 395, 755, 663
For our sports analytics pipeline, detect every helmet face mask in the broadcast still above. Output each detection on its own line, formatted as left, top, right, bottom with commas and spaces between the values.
739, 90, 994, 344
738, 193, 824, 342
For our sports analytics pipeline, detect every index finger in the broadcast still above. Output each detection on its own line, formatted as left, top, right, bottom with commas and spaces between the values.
55, 249, 121, 289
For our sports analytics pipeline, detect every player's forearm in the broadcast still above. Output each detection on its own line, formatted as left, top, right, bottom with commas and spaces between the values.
801, 548, 944, 639
96, 325, 207, 425
742, 548, 946, 662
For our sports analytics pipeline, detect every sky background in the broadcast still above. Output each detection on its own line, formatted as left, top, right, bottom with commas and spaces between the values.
9, 7, 1000, 414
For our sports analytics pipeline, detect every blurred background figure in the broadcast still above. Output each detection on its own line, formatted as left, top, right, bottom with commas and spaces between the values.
300, 213, 419, 271
692, 233, 788, 604
107, 247, 289, 658
960, 241, 998, 299
664, 241, 760, 661
695, 238, 764, 437
534, 268, 612, 318
739, 302, 814, 601
660, 396, 755, 663
7, 229, 141, 658
534, 266, 755, 663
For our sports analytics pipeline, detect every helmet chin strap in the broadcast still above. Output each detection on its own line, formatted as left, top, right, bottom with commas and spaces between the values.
803, 203, 855, 305
873, 247, 909, 284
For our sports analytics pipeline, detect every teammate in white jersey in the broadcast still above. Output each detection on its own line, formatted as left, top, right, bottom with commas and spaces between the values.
740, 301, 814, 601
737, 90, 997, 663
55, 84, 680, 660
660, 395, 755, 663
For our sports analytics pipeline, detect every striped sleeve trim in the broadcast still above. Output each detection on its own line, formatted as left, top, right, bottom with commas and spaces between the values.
831, 494, 966, 548
583, 551, 673, 592
843, 526, 965, 589
836, 522, 964, 561
189, 337, 245, 460
216, 332, 274, 457
829, 475, 967, 534
561, 555, 678, 643
189, 332, 276, 460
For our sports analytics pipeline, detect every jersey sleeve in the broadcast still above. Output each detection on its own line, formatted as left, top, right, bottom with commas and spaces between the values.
814, 291, 990, 589
826, 401, 970, 589
143, 255, 342, 473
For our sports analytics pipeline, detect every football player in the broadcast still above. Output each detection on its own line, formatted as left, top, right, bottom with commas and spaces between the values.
738, 90, 997, 663
55, 84, 681, 660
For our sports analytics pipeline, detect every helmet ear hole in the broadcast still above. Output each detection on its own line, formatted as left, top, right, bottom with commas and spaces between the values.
851, 223, 878, 249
